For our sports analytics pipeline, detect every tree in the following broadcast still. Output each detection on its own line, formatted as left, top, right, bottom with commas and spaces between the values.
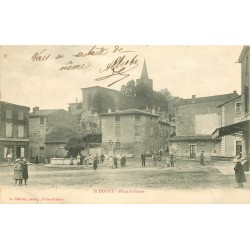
158, 88, 173, 101
65, 137, 86, 158
120, 80, 136, 98
92, 90, 115, 113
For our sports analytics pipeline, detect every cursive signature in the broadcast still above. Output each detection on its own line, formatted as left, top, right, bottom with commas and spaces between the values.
95, 55, 139, 87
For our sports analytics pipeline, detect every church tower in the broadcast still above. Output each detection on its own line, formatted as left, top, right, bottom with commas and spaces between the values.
136, 60, 153, 90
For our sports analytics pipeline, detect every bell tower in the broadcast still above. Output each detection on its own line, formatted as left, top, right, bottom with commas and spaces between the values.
136, 60, 153, 90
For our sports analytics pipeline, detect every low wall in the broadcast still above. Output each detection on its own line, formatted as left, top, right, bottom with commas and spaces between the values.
50, 158, 77, 165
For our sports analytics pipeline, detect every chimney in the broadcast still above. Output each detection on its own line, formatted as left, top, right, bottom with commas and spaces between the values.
108, 108, 112, 113
192, 95, 196, 103
33, 107, 39, 114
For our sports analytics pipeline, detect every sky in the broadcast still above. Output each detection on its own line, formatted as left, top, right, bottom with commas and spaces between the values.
0, 45, 243, 110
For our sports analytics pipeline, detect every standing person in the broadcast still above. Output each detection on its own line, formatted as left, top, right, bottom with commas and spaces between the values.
100, 154, 105, 164
141, 151, 146, 167
152, 153, 157, 166
14, 159, 23, 186
93, 156, 98, 170
166, 156, 170, 167
200, 151, 205, 166
114, 156, 118, 168
7, 152, 12, 165
21, 158, 28, 185
170, 153, 175, 167
109, 156, 114, 169
35, 155, 39, 164
234, 157, 246, 188
77, 153, 81, 165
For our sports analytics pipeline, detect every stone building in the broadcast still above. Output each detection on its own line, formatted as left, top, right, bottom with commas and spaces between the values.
0, 101, 30, 162
99, 108, 170, 156
169, 92, 238, 160
29, 107, 81, 162
216, 95, 242, 158
81, 86, 121, 111
212, 46, 250, 162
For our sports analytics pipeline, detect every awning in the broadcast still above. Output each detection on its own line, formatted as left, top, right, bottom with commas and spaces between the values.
212, 120, 250, 139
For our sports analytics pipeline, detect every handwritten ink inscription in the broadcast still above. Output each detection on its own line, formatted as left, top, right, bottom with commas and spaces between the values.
30, 46, 139, 87
31, 49, 50, 62
96, 55, 139, 86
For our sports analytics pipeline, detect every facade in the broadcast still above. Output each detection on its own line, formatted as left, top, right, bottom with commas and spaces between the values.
0, 101, 30, 163
100, 109, 170, 156
169, 92, 238, 160
217, 95, 242, 158
29, 107, 81, 162
212, 46, 250, 161
81, 86, 121, 111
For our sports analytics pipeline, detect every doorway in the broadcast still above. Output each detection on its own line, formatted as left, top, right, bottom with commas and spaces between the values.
190, 145, 197, 159
236, 141, 242, 158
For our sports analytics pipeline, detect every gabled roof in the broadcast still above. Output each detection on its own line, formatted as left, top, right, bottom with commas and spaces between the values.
174, 92, 238, 106
168, 135, 220, 142
30, 109, 65, 117
99, 108, 159, 117
0, 101, 30, 110
217, 95, 241, 107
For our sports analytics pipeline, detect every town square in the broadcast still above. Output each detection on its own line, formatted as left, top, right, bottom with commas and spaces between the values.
0, 45, 249, 202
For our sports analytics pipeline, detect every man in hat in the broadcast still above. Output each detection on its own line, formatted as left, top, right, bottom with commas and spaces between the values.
200, 151, 205, 166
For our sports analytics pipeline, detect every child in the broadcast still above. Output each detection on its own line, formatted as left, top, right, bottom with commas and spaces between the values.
109, 156, 114, 169
166, 156, 170, 167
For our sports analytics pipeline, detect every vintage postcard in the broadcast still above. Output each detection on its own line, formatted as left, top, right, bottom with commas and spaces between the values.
0, 45, 249, 203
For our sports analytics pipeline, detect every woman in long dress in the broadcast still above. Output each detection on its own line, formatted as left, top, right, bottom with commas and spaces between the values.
14, 159, 23, 185
22, 158, 28, 185
234, 157, 246, 188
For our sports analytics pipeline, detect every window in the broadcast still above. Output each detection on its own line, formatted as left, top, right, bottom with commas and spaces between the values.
20, 147, 25, 158
235, 102, 241, 113
135, 115, 140, 121
115, 140, 121, 148
40, 117, 45, 124
115, 115, 120, 122
6, 110, 12, 119
135, 126, 141, 136
18, 111, 24, 120
115, 126, 121, 136
17, 125, 24, 138
40, 147, 45, 158
5, 123, 13, 137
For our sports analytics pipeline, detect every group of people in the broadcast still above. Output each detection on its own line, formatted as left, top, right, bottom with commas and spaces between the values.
13, 158, 28, 186
109, 155, 126, 169
90, 154, 127, 170
140, 151, 175, 167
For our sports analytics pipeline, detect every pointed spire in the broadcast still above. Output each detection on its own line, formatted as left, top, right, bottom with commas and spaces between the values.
141, 60, 149, 79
